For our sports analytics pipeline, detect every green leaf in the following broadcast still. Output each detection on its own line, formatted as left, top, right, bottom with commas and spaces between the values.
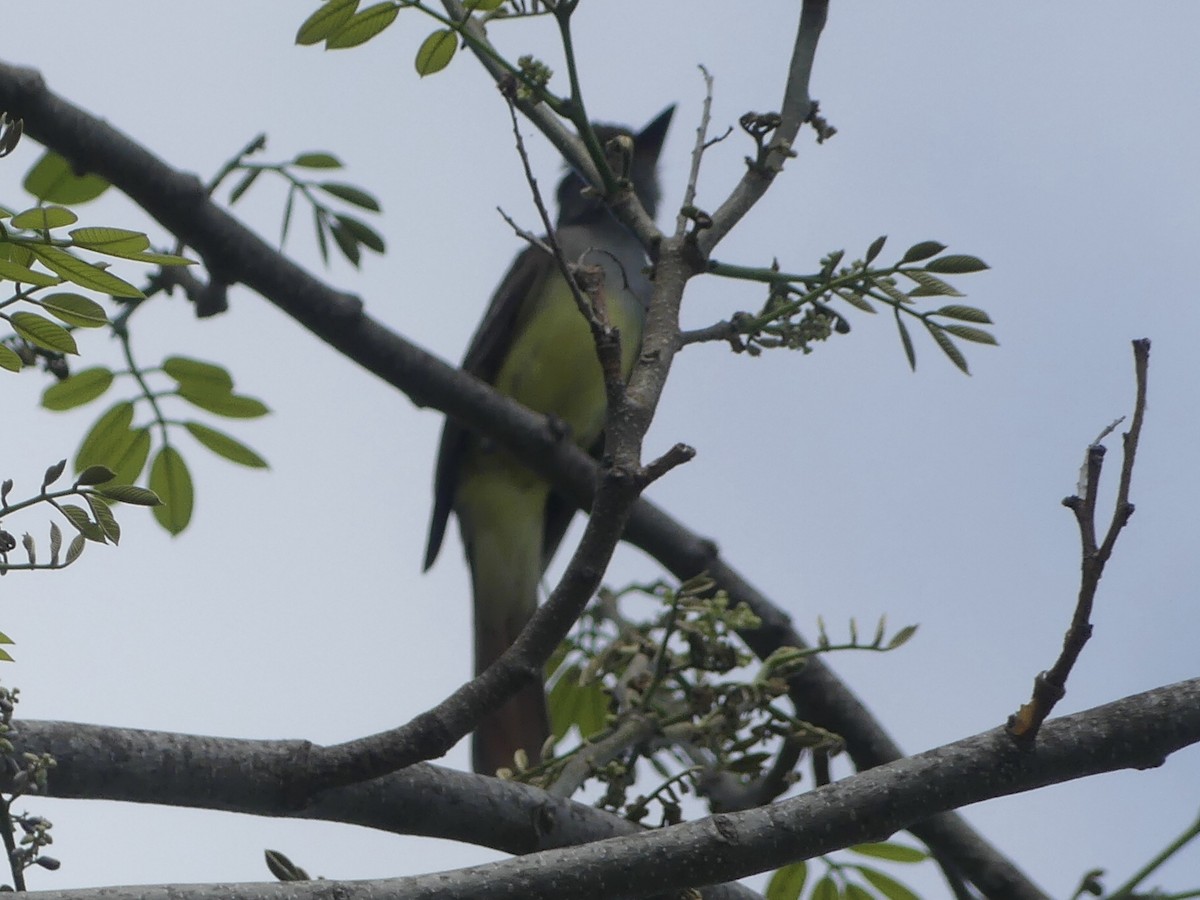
415, 28, 457, 76
75, 401, 133, 460
765, 862, 808, 900
899, 240, 946, 264
41, 366, 114, 410
60, 503, 105, 542
150, 446, 193, 535
894, 312, 916, 371
75, 401, 136, 473
84, 493, 121, 544
924, 254, 989, 274
178, 388, 270, 419
68, 226, 151, 257
110, 428, 152, 486
28, 245, 144, 298
335, 214, 385, 252
10, 205, 78, 230
0, 344, 23, 372
0, 240, 35, 265
329, 219, 361, 266
313, 207, 329, 264
547, 665, 609, 741
886, 624, 919, 650
184, 422, 268, 468
0, 255, 60, 287
835, 289, 875, 314
228, 168, 262, 204
162, 356, 235, 394
265, 849, 311, 883
326, 2, 400, 49
39, 291, 109, 328
10, 311, 78, 354
23, 151, 110, 204
317, 182, 381, 211
902, 270, 961, 298
941, 324, 997, 345
875, 278, 911, 307
811, 875, 840, 900
281, 187, 296, 246
43, 458, 67, 489
63, 532, 86, 565
292, 152, 343, 169
849, 842, 927, 864
98, 483, 162, 507
75, 465, 116, 486
933, 304, 992, 324
845, 885, 873, 900
925, 324, 969, 374
864, 235, 887, 265
856, 866, 921, 900
296, 0, 360, 45
122, 251, 193, 267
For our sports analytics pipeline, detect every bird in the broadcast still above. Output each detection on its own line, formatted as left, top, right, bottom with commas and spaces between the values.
424, 107, 674, 775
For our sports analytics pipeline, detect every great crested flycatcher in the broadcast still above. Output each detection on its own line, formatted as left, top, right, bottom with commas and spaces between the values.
424, 107, 673, 775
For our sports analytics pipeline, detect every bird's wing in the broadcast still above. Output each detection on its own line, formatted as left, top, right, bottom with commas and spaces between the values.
423, 243, 550, 570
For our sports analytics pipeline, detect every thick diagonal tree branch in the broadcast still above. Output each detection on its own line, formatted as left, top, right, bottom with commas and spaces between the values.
11, 679, 1200, 900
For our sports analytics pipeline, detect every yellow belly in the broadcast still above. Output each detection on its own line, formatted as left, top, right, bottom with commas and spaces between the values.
493, 271, 642, 450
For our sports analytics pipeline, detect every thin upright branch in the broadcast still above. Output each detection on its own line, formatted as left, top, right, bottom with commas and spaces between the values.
675, 65, 717, 239
1008, 339, 1151, 740
698, 0, 829, 255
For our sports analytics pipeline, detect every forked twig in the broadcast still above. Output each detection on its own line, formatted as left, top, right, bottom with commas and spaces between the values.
1008, 339, 1151, 740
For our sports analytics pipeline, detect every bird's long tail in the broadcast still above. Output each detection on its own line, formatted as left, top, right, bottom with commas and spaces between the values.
458, 471, 552, 775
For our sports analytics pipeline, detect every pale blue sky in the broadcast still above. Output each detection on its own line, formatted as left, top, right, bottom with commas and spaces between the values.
3, 3, 1199, 897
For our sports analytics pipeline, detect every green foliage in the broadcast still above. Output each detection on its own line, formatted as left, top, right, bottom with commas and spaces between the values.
218, 140, 384, 269
0, 158, 192, 376
527, 578, 916, 833
23, 151, 108, 204
415, 29, 457, 76
296, 1, 561, 110
2, 141, 278, 539
0, 459, 162, 578
709, 238, 993, 374
765, 843, 929, 900
150, 446, 193, 536
767, 862, 808, 900
41, 354, 270, 537
264, 849, 312, 883
0, 683, 59, 889
295, 0, 361, 46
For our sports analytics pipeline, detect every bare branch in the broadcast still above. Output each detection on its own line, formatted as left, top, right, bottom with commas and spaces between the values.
675, 65, 717, 238
1009, 340, 1151, 740
699, 0, 830, 255
16, 679, 1200, 900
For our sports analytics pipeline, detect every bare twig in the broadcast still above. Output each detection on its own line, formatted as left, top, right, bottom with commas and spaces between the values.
698, 0, 830, 255
675, 65, 717, 239
1008, 339, 1151, 741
